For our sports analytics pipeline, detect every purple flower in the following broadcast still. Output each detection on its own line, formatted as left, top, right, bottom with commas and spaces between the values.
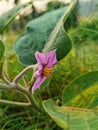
32, 50, 57, 92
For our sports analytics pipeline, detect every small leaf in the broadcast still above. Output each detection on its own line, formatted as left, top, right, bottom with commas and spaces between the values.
0, 40, 5, 60
0, 2, 31, 34
62, 71, 98, 108
43, 99, 98, 130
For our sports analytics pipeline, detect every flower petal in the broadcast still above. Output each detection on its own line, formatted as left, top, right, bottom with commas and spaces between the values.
35, 51, 45, 65
32, 75, 46, 92
36, 65, 43, 77
33, 50, 57, 92
45, 50, 57, 67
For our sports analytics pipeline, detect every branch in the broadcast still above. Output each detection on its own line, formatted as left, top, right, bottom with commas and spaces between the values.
13, 64, 37, 84
0, 64, 41, 112
2, 71, 11, 84
0, 83, 16, 90
16, 84, 41, 112
0, 83, 41, 111
28, 72, 36, 91
22, 75, 28, 87
0, 99, 31, 107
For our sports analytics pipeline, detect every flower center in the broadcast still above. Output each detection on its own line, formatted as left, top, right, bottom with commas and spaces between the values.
42, 67, 53, 77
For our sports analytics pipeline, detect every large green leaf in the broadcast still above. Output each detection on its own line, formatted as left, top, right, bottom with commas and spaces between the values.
43, 71, 98, 129
62, 71, 98, 108
43, 99, 98, 130
0, 2, 31, 34
0, 40, 5, 60
15, 0, 77, 65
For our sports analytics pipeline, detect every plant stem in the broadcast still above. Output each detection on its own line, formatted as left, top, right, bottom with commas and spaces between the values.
0, 83, 15, 90
16, 84, 41, 112
13, 65, 37, 84
2, 71, 11, 84
0, 99, 31, 107
28, 72, 36, 91
0, 64, 41, 112
0, 82, 41, 112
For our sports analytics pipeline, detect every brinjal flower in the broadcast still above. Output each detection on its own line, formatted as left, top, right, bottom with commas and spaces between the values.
32, 50, 57, 92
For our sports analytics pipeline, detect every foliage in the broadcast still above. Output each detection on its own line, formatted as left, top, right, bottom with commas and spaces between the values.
0, 0, 98, 130
0, 40, 5, 61
70, 18, 98, 44
43, 97, 98, 130
0, 1, 32, 34
14, 5, 73, 65
41, 15, 98, 130
43, 71, 98, 130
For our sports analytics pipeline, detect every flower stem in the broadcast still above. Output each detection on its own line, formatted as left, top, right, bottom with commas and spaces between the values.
13, 65, 37, 84
28, 72, 36, 91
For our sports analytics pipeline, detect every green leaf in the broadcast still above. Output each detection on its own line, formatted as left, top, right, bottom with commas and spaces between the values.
43, 71, 98, 129
0, 40, 5, 60
15, 0, 77, 65
3, 42, 25, 80
0, 2, 31, 34
43, 99, 98, 130
42, 0, 77, 60
62, 71, 98, 108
